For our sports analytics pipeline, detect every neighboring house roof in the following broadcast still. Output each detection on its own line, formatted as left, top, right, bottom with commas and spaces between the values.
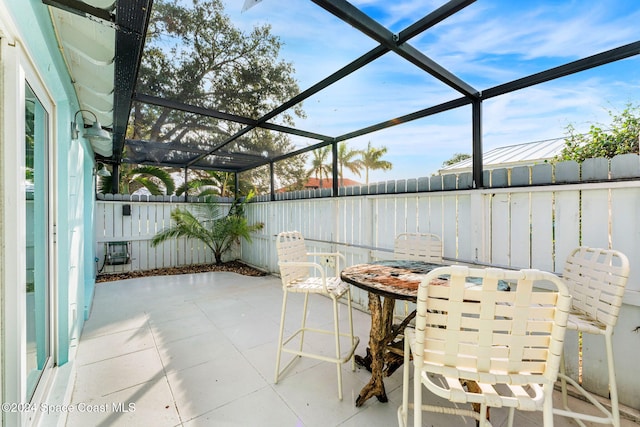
276, 177, 362, 192
438, 137, 568, 174
304, 177, 362, 189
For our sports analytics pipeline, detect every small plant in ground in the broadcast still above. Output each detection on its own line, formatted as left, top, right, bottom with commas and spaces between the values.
151, 192, 264, 265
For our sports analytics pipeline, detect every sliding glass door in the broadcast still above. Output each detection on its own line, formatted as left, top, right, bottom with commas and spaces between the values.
24, 83, 51, 400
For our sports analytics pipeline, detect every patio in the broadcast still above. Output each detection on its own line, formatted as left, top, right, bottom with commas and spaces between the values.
63, 271, 639, 427
4, 2, 640, 427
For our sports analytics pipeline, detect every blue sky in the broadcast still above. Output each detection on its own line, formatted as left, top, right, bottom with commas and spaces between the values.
226, 0, 640, 183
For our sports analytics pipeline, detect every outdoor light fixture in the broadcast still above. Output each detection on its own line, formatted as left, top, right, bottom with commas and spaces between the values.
72, 109, 113, 157
71, 109, 111, 142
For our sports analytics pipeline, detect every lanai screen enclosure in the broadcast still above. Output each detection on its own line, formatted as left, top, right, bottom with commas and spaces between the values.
46, 0, 640, 193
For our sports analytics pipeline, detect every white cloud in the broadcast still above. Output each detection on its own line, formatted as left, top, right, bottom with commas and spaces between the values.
403, 1, 640, 92
223, 0, 640, 182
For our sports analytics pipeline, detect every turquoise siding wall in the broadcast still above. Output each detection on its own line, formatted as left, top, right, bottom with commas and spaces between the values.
5, 0, 96, 364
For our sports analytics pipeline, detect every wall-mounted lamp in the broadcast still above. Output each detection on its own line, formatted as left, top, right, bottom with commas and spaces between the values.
72, 109, 113, 157
72, 109, 111, 142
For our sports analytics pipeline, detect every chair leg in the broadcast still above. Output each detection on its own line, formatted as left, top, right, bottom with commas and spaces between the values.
398, 335, 410, 427
478, 403, 490, 427
413, 365, 422, 427
507, 407, 515, 427
274, 291, 289, 384
605, 333, 620, 427
332, 295, 344, 400
560, 351, 570, 410
557, 334, 619, 427
299, 292, 310, 353
346, 289, 357, 372
543, 384, 554, 427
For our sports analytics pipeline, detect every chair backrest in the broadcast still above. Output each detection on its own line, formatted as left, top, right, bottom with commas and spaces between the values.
394, 232, 442, 263
414, 266, 572, 385
276, 231, 309, 286
562, 246, 630, 328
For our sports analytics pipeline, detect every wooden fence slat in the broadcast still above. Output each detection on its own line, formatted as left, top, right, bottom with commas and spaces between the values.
395, 196, 408, 237
112, 202, 123, 238
428, 195, 445, 244
510, 192, 530, 268
416, 197, 431, 235
553, 191, 580, 272
376, 197, 396, 250
104, 203, 114, 238
581, 189, 610, 248
491, 193, 509, 265
611, 188, 640, 292
138, 240, 148, 270
530, 192, 554, 272
456, 194, 472, 261
442, 194, 457, 260
405, 196, 418, 234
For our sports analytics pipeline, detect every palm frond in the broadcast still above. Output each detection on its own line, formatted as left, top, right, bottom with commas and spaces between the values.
133, 176, 162, 195
130, 166, 176, 195
150, 197, 263, 264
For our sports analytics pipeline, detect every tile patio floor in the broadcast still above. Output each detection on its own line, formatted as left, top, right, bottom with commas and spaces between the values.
62, 271, 639, 426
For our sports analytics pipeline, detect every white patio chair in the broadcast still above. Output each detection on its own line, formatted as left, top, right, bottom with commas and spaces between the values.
394, 232, 443, 263
398, 266, 572, 427
554, 247, 630, 427
274, 231, 359, 400
393, 232, 443, 321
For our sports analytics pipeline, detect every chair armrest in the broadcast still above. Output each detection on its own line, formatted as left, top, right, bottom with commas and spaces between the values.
278, 261, 329, 292
306, 252, 346, 270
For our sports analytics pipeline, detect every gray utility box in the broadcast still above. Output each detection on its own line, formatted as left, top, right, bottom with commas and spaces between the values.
105, 241, 130, 265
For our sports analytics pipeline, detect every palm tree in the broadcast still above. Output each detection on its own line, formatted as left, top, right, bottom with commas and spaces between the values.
360, 141, 392, 184
99, 164, 176, 195
308, 146, 332, 188
151, 192, 264, 264
338, 141, 363, 186
176, 170, 236, 198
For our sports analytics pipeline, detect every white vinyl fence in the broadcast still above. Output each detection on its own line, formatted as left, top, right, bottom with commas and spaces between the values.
243, 181, 640, 296
242, 179, 640, 412
95, 155, 640, 410
94, 196, 234, 275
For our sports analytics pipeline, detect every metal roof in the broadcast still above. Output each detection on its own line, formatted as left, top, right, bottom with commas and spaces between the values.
43, 0, 640, 192
439, 138, 568, 174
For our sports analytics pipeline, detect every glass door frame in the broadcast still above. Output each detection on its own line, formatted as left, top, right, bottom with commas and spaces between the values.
21, 57, 58, 420
24, 82, 53, 402
1, 26, 58, 426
